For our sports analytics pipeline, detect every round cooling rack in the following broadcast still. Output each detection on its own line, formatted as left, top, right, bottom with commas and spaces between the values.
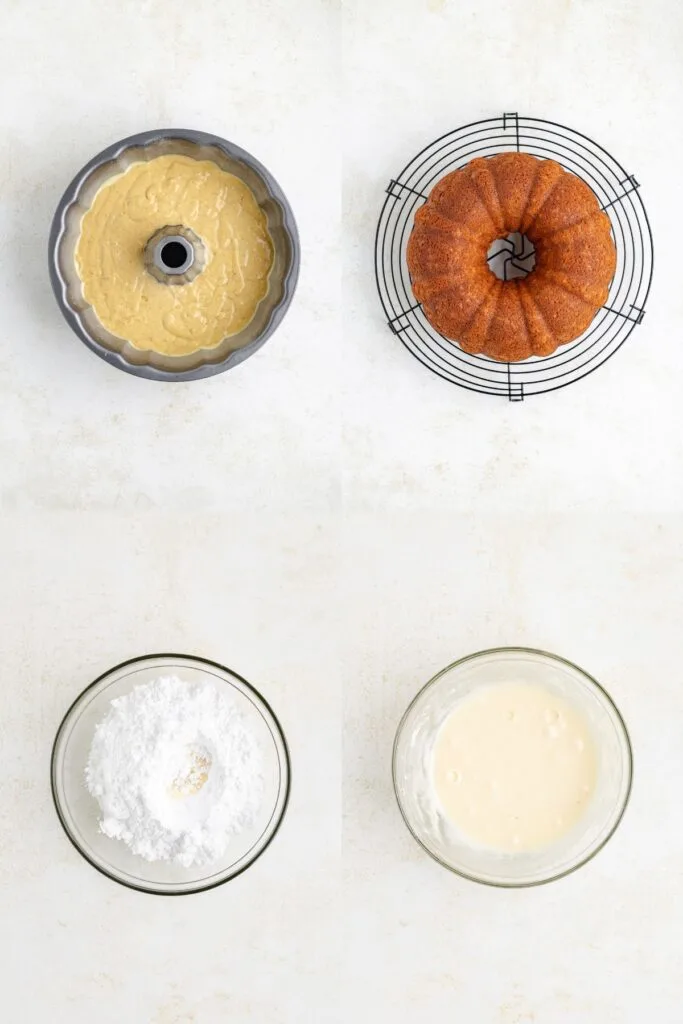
375, 113, 654, 400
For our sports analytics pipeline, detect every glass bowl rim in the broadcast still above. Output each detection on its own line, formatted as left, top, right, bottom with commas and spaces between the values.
391, 645, 633, 889
50, 652, 292, 896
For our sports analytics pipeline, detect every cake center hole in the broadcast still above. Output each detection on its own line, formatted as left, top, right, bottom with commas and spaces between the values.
487, 232, 536, 282
160, 240, 190, 270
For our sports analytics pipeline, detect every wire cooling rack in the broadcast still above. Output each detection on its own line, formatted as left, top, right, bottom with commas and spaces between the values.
374, 114, 654, 400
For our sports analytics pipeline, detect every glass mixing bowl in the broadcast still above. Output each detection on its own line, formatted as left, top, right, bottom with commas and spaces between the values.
393, 647, 632, 887
51, 654, 290, 895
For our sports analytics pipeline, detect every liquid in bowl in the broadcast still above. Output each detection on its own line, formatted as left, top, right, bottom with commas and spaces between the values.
393, 648, 632, 887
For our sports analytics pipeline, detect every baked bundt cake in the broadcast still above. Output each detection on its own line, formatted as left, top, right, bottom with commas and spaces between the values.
406, 154, 616, 362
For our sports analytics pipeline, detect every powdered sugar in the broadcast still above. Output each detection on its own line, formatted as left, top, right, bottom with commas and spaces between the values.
86, 675, 264, 867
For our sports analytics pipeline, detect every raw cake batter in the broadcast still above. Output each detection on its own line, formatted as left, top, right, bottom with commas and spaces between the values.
75, 154, 274, 356
432, 682, 597, 852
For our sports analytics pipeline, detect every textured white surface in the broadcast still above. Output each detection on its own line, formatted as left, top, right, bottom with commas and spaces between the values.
1, 2, 340, 1022
343, 3, 683, 1022
0, 0, 681, 1021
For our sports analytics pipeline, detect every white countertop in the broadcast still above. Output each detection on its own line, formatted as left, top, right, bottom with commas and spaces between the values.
1, 0, 681, 1020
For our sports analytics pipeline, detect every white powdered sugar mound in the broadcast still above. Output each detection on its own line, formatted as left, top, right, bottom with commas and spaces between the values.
86, 675, 264, 867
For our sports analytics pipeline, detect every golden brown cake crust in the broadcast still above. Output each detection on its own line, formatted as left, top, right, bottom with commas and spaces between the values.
406, 153, 616, 362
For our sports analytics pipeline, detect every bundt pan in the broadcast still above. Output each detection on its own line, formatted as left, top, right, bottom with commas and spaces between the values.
49, 129, 300, 381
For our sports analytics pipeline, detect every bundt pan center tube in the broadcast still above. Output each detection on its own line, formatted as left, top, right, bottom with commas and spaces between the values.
49, 129, 300, 381
407, 153, 617, 363
145, 225, 206, 285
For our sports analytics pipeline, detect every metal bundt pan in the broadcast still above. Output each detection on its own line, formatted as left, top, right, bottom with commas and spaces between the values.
49, 129, 300, 381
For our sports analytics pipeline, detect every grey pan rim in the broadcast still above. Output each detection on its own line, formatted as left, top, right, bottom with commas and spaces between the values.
392, 645, 633, 889
48, 128, 300, 382
50, 652, 292, 895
